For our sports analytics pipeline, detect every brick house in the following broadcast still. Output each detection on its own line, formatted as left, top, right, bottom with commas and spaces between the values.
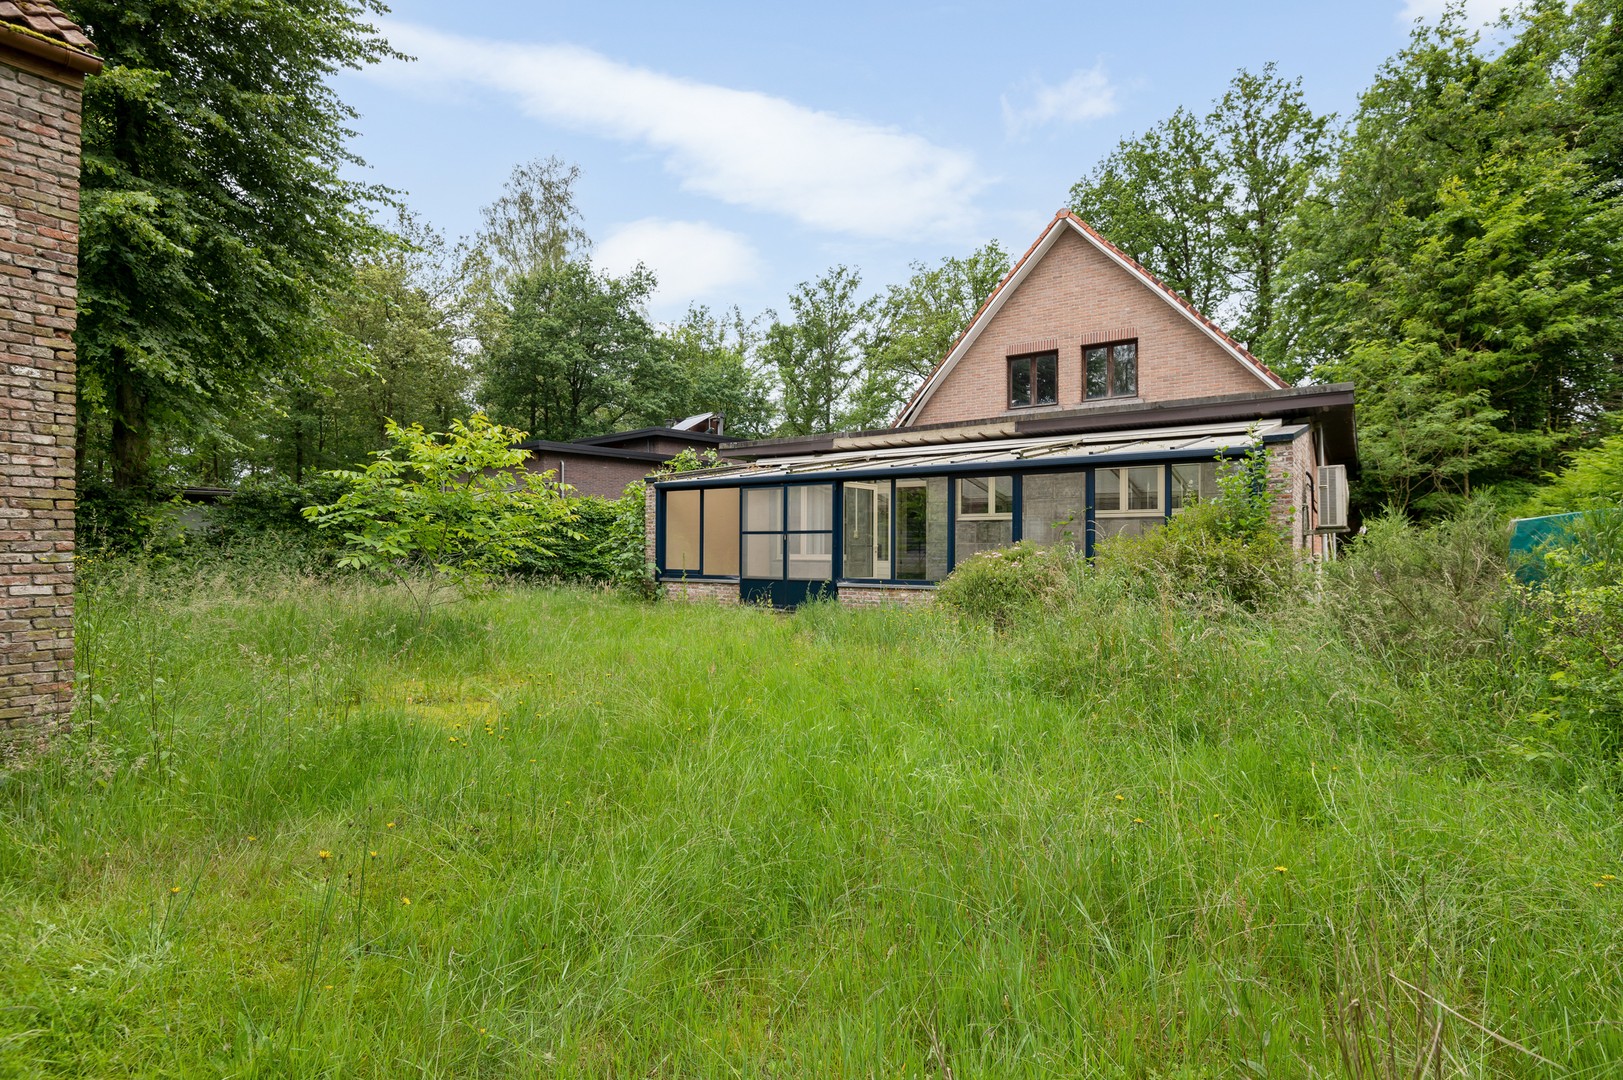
647, 211, 1356, 607
0, 1, 98, 750
516, 413, 732, 500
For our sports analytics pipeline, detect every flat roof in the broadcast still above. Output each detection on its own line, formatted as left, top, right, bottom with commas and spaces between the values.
658, 418, 1305, 487
721, 383, 1355, 464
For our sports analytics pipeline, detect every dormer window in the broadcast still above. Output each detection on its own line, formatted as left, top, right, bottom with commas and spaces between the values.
1008, 351, 1059, 409
1085, 340, 1138, 399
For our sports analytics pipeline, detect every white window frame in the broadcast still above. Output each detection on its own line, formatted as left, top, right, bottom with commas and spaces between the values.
1095, 465, 1164, 517
956, 475, 1013, 521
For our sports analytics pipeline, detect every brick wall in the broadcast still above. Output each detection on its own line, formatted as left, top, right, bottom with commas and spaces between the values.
0, 57, 83, 754
522, 451, 654, 501
658, 580, 739, 604
913, 227, 1276, 426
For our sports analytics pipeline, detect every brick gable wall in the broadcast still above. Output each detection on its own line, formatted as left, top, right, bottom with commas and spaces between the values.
0, 57, 82, 754
912, 227, 1273, 427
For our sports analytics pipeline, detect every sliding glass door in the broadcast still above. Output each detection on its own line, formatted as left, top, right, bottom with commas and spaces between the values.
739, 484, 837, 607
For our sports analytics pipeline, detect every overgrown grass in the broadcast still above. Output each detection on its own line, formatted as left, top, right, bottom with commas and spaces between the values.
1, 566, 1620, 1076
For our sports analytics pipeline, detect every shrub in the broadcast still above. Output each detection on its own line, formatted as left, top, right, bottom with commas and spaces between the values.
1092, 438, 1299, 611
1325, 499, 1512, 665
304, 415, 576, 624
77, 477, 185, 557
1521, 424, 1623, 514
935, 541, 1083, 627
1516, 510, 1623, 758
516, 482, 652, 595
1091, 499, 1300, 611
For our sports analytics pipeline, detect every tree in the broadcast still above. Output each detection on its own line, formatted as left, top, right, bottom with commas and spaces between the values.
303, 415, 575, 625
1069, 108, 1231, 317
654, 306, 776, 437
854, 243, 1011, 426
1210, 64, 1331, 361
477, 260, 660, 441
761, 266, 875, 436
1573, 0, 1623, 190
1068, 67, 1329, 366
65, 0, 398, 489
465, 156, 591, 301
1284, 7, 1623, 510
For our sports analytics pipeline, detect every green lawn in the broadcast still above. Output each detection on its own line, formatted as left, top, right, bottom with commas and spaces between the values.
1, 572, 1619, 1077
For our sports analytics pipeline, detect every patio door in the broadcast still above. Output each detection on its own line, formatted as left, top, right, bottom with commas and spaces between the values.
739, 484, 837, 608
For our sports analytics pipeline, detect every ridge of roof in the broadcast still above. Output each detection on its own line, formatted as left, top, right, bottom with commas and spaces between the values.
0, 0, 98, 61
893, 210, 1289, 427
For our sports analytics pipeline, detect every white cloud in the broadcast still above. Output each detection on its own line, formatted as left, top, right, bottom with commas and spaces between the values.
595, 219, 764, 314
376, 22, 984, 240
1001, 63, 1118, 138
1398, 0, 1509, 26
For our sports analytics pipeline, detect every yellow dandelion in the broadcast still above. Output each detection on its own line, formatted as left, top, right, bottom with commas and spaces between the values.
1604, 874, 1617, 881
170, 886, 182, 894
1274, 865, 1288, 874
529, 758, 536, 763
247, 835, 257, 842
401, 896, 411, 905
1114, 794, 1125, 802
478, 1027, 487, 1035
324, 984, 333, 990
369, 850, 378, 858
1132, 818, 1145, 824
1595, 881, 1607, 888
386, 821, 396, 828
318, 850, 332, 860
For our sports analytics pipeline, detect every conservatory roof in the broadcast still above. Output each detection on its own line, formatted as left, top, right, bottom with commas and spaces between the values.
657, 418, 1304, 486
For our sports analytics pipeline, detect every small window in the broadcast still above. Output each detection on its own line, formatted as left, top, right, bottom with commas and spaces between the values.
957, 476, 1013, 519
1008, 351, 1059, 409
1084, 340, 1138, 399
1095, 466, 1162, 515
1170, 462, 1218, 512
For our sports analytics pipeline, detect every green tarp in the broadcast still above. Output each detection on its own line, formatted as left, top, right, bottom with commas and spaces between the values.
1510, 509, 1620, 581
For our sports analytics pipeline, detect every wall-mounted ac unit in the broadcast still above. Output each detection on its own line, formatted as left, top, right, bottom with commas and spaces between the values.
1317, 464, 1349, 532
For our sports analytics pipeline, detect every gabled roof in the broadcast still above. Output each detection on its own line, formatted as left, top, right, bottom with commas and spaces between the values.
894, 210, 1290, 427
0, 0, 100, 73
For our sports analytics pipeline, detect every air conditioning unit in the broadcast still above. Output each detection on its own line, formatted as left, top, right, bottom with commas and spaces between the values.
1317, 464, 1349, 532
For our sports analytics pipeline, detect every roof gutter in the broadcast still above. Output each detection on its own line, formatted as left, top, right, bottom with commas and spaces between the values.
0, 23, 101, 77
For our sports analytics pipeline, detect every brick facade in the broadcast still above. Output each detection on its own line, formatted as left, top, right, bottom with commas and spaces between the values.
0, 12, 96, 755
522, 451, 656, 501
912, 226, 1278, 427
658, 580, 740, 604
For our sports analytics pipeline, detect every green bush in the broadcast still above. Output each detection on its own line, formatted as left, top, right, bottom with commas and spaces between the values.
1092, 499, 1300, 611
1090, 437, 1301, 611
516, 482, 652, 595
1522, 423, 1623, 514
77, 478, 185, 557
1517, 511, 1623, 759
1325, 499, 1512, 666
935, 540, 1083, 627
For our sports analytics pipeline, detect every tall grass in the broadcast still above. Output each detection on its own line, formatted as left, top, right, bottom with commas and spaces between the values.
1, 563, 1619, 1076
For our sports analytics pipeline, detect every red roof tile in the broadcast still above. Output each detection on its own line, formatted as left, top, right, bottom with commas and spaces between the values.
0, 0, 95, 55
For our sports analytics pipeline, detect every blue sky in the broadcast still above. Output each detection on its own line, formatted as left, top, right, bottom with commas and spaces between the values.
336, 0, 1506, 321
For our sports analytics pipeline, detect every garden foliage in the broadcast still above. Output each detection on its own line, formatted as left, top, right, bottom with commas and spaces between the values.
303, 415, 574, 622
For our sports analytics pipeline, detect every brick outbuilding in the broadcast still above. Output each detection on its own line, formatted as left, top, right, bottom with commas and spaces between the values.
0, 1, 98, 752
